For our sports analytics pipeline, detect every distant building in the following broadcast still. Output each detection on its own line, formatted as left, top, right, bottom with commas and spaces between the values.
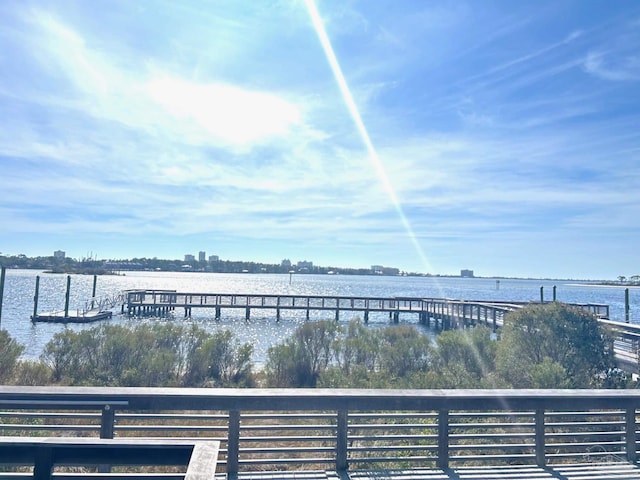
208, 255, 219, 263
372, 265, 400, 276
281, 259, 292, 269
184, 254, 195, 262
53, 250, 65, 259
461, 269, 474, 278
198, 251, 206, 262
297, 260, 313, 271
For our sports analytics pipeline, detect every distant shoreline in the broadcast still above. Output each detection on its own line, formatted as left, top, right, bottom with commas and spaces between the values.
567, 282, 640, 289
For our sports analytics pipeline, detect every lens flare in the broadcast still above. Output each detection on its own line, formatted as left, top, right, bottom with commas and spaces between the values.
304, 0, 434, 275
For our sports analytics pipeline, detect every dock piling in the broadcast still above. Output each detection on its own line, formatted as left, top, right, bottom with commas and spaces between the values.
64, 275, 71, 318
0, 266, 5, 326
32, 275, 40, 321
91, 275, 97, 309
626, 288, 630, 323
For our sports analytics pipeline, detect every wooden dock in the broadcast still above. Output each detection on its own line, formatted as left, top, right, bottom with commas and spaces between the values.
123, 290, 610, 331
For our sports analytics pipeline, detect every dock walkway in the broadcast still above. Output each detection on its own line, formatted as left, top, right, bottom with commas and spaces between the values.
123, 289, 610, 330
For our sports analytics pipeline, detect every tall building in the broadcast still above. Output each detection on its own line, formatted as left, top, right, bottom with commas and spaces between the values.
184, 254, 195, 262
208, 255, 219, 263
297, 260, 313, 272
198, 251, 206, 262
53, 250, 66, 259
281, 259, 291, 269
461, 269, 474, 278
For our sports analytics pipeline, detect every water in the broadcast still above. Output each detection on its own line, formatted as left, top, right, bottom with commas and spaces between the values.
1, 269, 638, 362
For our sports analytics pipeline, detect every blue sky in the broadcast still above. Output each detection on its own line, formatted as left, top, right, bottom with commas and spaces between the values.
1, 1, 639, 279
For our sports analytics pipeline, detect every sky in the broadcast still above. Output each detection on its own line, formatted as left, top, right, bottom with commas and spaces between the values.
1, 1, 639, 279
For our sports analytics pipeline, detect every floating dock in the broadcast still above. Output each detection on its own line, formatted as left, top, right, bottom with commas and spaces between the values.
31, 309, 113, 323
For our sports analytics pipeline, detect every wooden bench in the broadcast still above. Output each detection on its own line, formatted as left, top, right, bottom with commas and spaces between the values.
0, 436, 219, 480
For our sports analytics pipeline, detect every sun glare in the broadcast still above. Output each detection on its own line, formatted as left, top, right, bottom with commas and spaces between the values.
304, 0, 436, 276
146, 77, 301, 145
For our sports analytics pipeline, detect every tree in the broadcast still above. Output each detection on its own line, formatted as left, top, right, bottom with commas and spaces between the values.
496, 303, 616, 388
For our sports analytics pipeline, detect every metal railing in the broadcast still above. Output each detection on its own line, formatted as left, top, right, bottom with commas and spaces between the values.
1, 387, 640, 477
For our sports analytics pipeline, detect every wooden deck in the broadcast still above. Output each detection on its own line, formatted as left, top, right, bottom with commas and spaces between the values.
223, 464, 640, 480
3, 387, 640, 480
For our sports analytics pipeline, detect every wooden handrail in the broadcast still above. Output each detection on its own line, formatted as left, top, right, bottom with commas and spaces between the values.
1, 387, 640, 473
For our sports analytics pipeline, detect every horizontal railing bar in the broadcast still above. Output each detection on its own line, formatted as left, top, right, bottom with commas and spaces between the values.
350, 413, 439, 419
238, 458, 334, 465
545, 410, 626, 416
239, 424, 336, 431
0, 412, 101, 418
449, 443, 535, 451
116, 413, 228, 420
547, 450, 626, 458
242, 413, 336, 419
450, 432, 535, 439
240, 447, 335, 454
0, 424, 100, 431
349, 434, 438, 441
449, 412, 535, 418
344, 456, 436, 463
545, 431, 624, 438
348, 423, 436, 430
348, 446, 438, 453
545, 442, 625, 450
450, 454, 535, 461
545, 421, 625, 427
450, 422, 534, 428
116, 425, 228, 432
240, 436, 335, 442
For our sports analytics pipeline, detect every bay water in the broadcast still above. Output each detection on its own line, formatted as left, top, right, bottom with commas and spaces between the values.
1, 269, 638, 363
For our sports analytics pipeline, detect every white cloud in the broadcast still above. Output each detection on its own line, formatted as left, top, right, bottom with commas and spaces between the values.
583, 50, 640, 81
146, 77, 302, 146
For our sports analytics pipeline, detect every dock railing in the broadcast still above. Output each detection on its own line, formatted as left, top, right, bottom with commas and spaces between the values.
1, 387, 640, 477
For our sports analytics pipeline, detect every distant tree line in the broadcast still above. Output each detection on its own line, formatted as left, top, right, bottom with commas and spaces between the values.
0, 304, 632, 389
0, 254, 412, 276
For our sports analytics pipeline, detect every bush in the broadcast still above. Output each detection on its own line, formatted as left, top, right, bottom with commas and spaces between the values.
0, 329, 24, 384
496, 303, 616, 388
41, 323, 254, 387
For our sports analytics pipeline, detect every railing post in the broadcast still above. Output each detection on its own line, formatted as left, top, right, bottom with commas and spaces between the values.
336, 409, 348, 471
627, 406, 636, 463
99, 404, 116, 474
100, 404, 115, 439
437, 409, 449, 469
535, 409, 546, 466
227, 410, 241, 478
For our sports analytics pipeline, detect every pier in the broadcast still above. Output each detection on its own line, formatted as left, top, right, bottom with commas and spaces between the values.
123, 289, 610, 329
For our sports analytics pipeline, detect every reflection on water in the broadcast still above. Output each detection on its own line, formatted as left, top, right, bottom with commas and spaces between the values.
1, 269, 638, 362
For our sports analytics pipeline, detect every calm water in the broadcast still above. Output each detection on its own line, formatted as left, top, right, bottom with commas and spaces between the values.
1, 269, 638, 362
